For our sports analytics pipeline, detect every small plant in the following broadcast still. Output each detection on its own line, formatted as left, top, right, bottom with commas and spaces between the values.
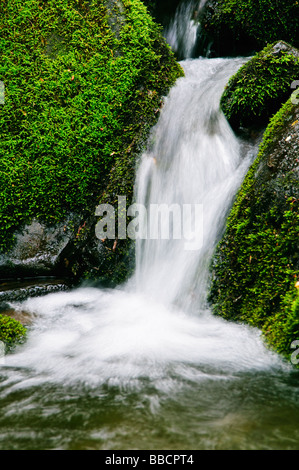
0, 314, 27, 353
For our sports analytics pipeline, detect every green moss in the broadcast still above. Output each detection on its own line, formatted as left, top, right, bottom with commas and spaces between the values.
209, 97, 299, 363
220, 42, 299, 129
0, 0, 183, 254
200, 0, 299, 57
264, 287, 299, 358
257, 97, 298, 159
0, 314, 27, 352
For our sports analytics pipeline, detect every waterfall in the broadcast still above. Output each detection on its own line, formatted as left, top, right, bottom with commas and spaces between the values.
1, 1, 296, 451
164, 0, 207, 59
2, 57, 282, 389
133, 57, 252, 311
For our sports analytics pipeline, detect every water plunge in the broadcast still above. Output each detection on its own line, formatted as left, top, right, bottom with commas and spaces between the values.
4, 57, 282, 387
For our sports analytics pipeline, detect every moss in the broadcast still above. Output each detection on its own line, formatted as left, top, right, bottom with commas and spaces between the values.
0, 314, 27, 352
220, 42, 299, 130
0, 0, 183, 257
199, 0, 299, 57
209, 97, 299, 363
264, 287, 299, 358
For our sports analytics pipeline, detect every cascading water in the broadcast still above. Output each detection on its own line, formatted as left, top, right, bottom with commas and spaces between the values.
0, 2, 299, 451
164, 0, 207, 59
134, 58, 252, 311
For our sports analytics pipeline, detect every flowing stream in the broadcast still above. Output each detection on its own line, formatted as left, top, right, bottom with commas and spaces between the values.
164, 0, 204, 59
1, 1, 299, 451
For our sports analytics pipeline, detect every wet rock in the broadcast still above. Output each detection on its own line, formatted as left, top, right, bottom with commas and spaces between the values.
0, 279, 71, 303
0, 216, 80, 280
0, 307, 33, 326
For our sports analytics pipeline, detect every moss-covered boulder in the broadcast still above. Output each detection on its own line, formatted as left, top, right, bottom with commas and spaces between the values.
209, 97, 299, 362
198, 0, 299, 57
0, 0, 183, 283
220, 42, 299, 132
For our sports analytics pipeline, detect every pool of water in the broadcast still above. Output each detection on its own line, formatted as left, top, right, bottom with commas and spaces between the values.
0, 288, 298, 450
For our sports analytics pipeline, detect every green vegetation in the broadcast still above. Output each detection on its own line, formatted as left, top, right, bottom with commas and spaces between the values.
199, 0, 299, 56
214, 39, 299, 362
0, 314, 27, 352
209, 97, 299, 361
0, 0, 183, 254
220, 42, 299, 130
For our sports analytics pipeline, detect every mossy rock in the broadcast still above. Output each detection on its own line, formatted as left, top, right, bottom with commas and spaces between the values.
0, 0, 183, 282
0, 314, 27, 353
199, 0, 299, 57
220, 41, 299, 131
209, 97, 299, 362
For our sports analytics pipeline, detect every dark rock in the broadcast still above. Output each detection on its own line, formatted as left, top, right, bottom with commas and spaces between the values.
0, 216, 81, 280
0, 278, 72, 303
198, 0, 299, 58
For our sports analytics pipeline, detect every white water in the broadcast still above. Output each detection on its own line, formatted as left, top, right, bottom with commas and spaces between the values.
2, 57, 285, 397
134, 58, 251, 310
164, 0, 207, 59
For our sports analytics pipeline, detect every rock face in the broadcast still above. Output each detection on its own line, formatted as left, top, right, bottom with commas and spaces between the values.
198, 0, 299, 57
209, 96, 299, 360
0, 0, 183, 284
0, 217, 80, 279
0, 279, 70, 304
